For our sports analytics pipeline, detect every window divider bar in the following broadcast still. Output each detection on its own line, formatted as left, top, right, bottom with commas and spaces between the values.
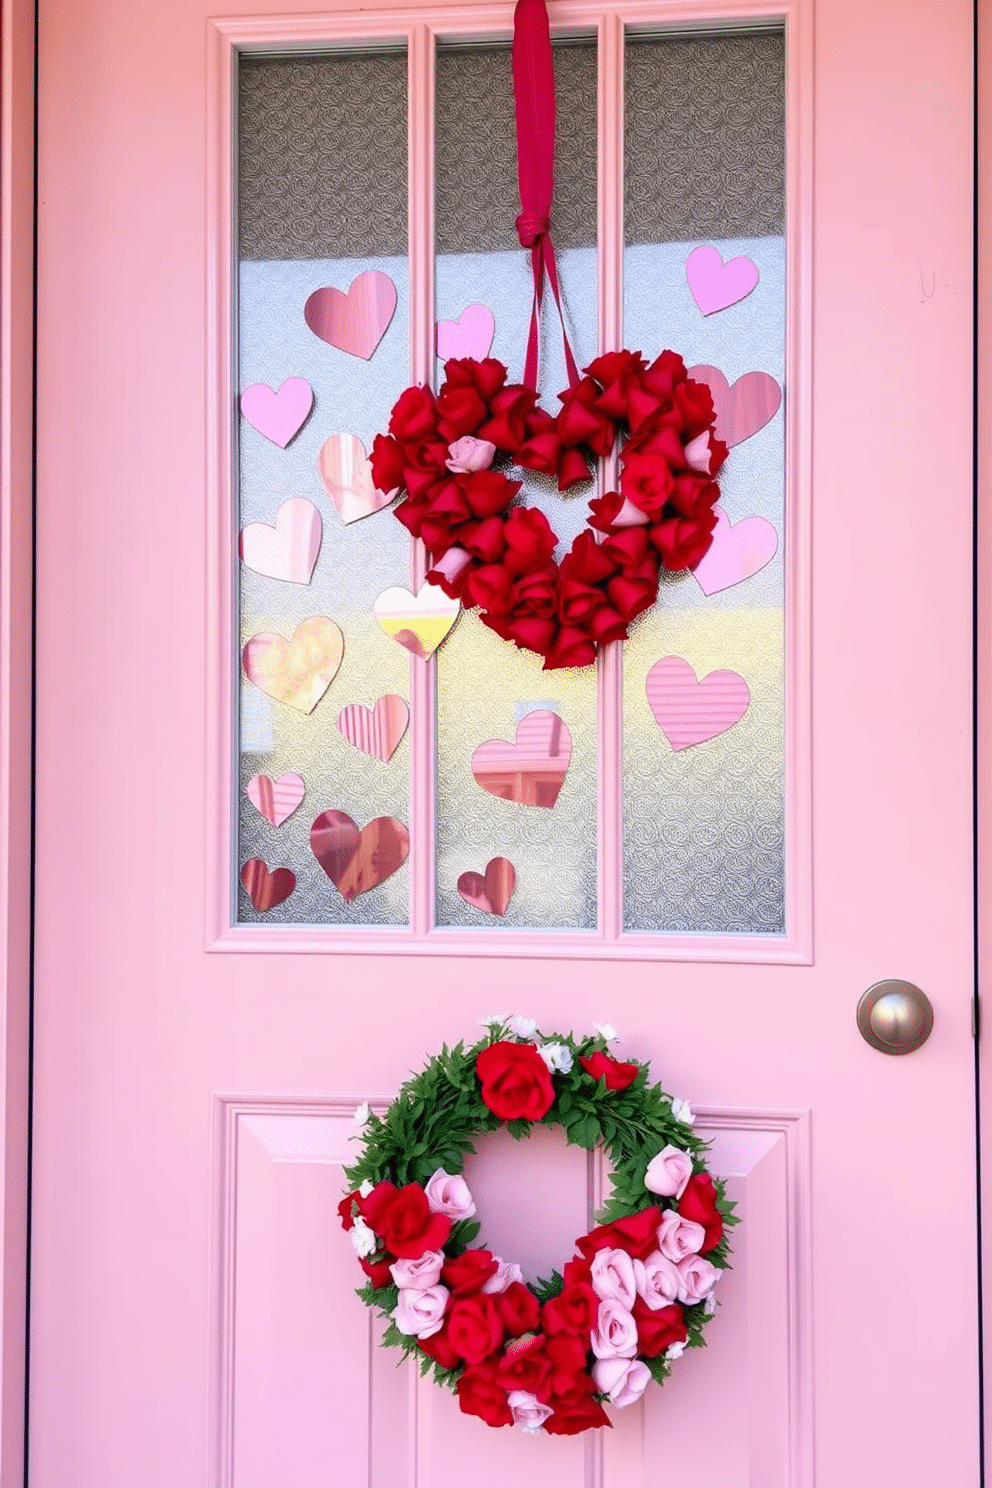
407, 23, 437, 937
596, 12, 625, 941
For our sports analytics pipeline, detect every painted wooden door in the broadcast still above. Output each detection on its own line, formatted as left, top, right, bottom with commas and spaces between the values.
29, 0, 977, 1483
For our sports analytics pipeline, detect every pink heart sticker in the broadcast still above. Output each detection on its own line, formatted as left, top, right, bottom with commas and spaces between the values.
241, 617, 344, 714
239, 377, 314, 447
318, 434, 395, 524
436, 303, 496, 362
240, 860, 296, 911
471, 710, 572, 808
304, 270, 397, 359
309, 811, 410, 902
246, 773, 306, 827
457, 857, 516, 917
692, 508, 778, 596
239, 498, 322, 584
337, 695, 409, 762
373, 585, 460, 659
646, 656, 750, 751
688, 364, 782, 448
686, 244, 759, 316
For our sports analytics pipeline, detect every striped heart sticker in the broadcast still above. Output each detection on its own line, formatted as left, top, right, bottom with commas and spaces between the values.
246, 773, 306, 827
337, 695, 409, 762
645, 656, 750, 751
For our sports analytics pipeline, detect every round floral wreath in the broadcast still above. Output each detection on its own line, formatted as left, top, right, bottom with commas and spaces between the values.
339, 1017, 736, 1435
370, 351, 728, 670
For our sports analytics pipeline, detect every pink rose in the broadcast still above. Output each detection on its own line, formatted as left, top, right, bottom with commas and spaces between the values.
424, 1167, 477, 1220
446, 436, 496, 473
390, 1250, 444, 1290
677, 1255, 720, 1304
644, 1145, 694, 1199
431, 547, 472, 585
657, 1208, 705, 1262
508, 1390, 554, 1432
481, 1256, 524, 1294
392, 1284, 450, 1338
590, 1247, 637, 1310
592, 1355, 652, 1409
632, 1250, 681, 1310
590, 1299, 638, 1359
683, 430, 717, 473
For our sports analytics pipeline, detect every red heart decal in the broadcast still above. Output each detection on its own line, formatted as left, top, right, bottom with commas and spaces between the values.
688, 364, 782, 448
471, 710, 572, 808
457, 857, 516, 916
304, 271, 397, 360
309, 810, 409, 901
240, 859, 296, 911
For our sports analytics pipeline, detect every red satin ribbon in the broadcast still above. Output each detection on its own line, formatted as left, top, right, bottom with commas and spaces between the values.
512, 0, 580, 391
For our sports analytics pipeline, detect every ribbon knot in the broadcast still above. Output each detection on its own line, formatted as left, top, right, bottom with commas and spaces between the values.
516, 211, 549, 248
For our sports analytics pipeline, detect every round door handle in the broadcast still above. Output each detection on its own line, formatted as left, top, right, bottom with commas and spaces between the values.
857, 980, 934, 1055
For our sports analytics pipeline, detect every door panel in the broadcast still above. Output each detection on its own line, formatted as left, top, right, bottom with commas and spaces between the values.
30, 0, 977, 1485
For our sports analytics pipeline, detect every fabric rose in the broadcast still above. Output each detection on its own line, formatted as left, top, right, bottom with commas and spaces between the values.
496, 1337, 552, 1397
337, 1191, 358, 1231
592, 1356, 651, 1409
359, 1255, 393, 1288
542, 1281, 599, 1338
475, 1040, 555, 1120
590, 1299, 638, 1360
424, 1167, 476, 1219
482, 1257, 524, 1295
656, 1208, 706, 1263
446, 435, 496, 473
644, 1145, 694, 1200
457, 1360, 513, 1428
590, 1247, 637, 1310
677, 1254, 720, 1304
508, 1390, 554, 1433
497, 1281, 541, 1336
632, 1298, 687, 1357
360, 1181, 452, 1260
577, 1206, 664, 1262
388, 385, 438, 444
392, 1284, 449, 1339
579, 1051, 640, 1090
447, 1294, 505, 1364
419, 1323, 460, 1370
542, 1334, 588, 1404
678, 1173, 724, 1252
390, 1250, 444, 1290
544, 1393, 611, 1435
442, 1248, 500, 1296
632, 1250, 681, 1310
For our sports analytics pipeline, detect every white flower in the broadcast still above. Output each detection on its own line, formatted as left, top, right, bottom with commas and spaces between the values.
670, 1097, 696, 1127
538, 1041, 573, 1073
508, 1014, 538, 1039
593, 1022, 618, 1042
349, 1216, 377, 1259
353, 1101, 371, 1128
704, 1294, 718, 1316
359, 1178, 374, 1198
665, 1340, 687, 1361
478, 1013, 508, 1029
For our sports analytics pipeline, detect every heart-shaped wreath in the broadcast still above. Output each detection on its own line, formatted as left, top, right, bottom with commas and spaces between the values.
370, 351, 728, 670
339, 1018, 736, 1435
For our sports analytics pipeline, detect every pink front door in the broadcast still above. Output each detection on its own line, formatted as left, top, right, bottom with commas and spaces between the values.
29, 0, 978, 1483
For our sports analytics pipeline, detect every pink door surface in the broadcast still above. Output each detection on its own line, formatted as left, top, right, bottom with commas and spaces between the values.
29, 0, 977, 1483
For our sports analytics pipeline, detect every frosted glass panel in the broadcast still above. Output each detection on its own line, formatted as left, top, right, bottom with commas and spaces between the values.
236, 52, 412, 926
622, 31, 786, 934
434, 40, 599, 929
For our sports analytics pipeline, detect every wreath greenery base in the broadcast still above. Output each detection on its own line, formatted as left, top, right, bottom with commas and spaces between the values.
339, 1019, 737, 1436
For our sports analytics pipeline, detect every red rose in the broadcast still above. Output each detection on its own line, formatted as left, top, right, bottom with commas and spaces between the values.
442, 1249, 499, 1296
496, 1336, 552, 1396
436, 384, 487, 441
560, 530, 617, 587
641, 349, 688, 402
483, 610, 559, 658
501, 506, 558, 574
649, 513, 717, 571
457, 1359, 513, 1427
479, 384, 538, 450
505, 564, 559, 618
497, 1281, 542, 1337
579, 1050, 640, 1091
542, 1333, 589, 1403
678, 1173, 724, 1252
619, 452, 675, 515
464, 564, 514, 614
543, 625, 599, 670
576, 1206, 663, 1261
562, 1254, 593, 1287
623, 421, 689, 470
459, 470, 520, 520
389, 384, 438, 443
447, 1294, 505, 1364
666, 472, 719, 522
369, 433, 408, 493
556, 377, 615, 456
442, 355, 508, 402
460, 517, 507, 563
632, 1298, 688, 1357
476, 1040, 555, 1120
359, 1255, 394, 1288
544, 1394, 611, 1435
338, 1191, 358, 1231
360, 1181, 451, 1260
541, 1281, 599, 1338
419, 1324, 461, 1371
672, 376, 715, 437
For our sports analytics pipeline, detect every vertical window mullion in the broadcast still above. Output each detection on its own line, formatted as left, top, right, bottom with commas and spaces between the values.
596, 12, 625, 941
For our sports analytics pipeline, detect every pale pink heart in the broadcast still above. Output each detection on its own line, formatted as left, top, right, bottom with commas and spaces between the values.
239, 497, 322, 584
246, 772, 306, 826
373, 584, 460, 659
692, 508, 779, 596
303, 270, 397, 359
239, 376, 314, 447
436, 303, 496, 361
688, 364, 782, 448
686, 244, 759, 316
318, 434, 395, 524
471, 710, 572, 808
457, 857, 516, 916
241, 617, 344, 713
337, 694, 409, 762
646, 656, 750, 751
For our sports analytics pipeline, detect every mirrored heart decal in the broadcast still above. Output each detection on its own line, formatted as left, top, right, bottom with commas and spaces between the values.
246, 773, 306, 827
374, 584, 460, 659
338, 694, 409, 762
688, 364, 782, 448
304, 270, 397, 360
310, 810, 410, 901
318, 434, 396, 524
471, 710, 572, 808
239, 497, 322, 584
241, 617, 344, 713
646, 656, 750, 751
240, 859, 296, 911
457, 857, 516, 916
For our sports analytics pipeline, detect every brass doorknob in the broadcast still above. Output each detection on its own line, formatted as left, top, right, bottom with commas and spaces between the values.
857, 980, 934, 1055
